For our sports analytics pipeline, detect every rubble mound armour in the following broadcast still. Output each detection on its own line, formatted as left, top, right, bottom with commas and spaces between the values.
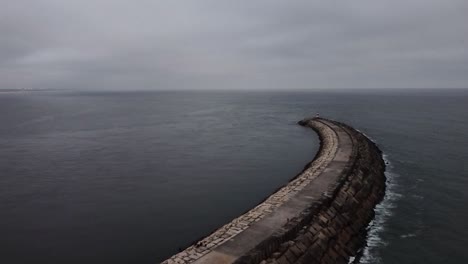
161, 118, 386, 264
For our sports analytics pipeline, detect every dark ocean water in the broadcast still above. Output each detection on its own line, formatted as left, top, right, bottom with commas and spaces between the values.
0, 90, 467, 264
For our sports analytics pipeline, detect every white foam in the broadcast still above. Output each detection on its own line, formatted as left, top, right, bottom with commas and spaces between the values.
400, 233, 417, 238
359, 152, 402, 263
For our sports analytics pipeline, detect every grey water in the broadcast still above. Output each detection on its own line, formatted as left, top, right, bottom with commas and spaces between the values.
0, 89, 467, 264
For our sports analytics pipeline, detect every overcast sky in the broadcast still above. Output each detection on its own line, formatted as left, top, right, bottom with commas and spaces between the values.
1, 0, 467, 90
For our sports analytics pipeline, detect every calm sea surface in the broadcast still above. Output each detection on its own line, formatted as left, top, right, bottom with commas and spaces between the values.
0, 90, 467, 263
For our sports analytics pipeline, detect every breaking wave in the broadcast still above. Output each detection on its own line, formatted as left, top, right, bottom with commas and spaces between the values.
358, 153, 401, 264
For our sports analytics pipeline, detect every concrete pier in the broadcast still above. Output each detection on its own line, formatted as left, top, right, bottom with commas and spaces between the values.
161, 118, 386, 264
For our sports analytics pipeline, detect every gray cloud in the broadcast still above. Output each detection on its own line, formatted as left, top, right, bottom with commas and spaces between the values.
1, 0, 467, 90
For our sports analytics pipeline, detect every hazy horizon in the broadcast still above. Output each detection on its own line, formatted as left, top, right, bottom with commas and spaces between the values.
2, 1, 467, 91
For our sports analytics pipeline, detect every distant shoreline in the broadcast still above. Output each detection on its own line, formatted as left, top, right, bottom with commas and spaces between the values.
0, 89, 55, 93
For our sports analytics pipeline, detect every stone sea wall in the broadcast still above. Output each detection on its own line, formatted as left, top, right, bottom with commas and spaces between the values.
249, 119, 387, 264
161, 118, 386, 264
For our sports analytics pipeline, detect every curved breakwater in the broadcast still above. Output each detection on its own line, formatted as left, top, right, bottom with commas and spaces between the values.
161, 118, 386, 264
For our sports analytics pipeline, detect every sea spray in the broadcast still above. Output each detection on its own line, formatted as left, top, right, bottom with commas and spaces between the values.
359, 154, 402, 263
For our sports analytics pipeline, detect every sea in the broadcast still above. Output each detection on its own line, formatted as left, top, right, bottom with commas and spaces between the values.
0, 89, 467, 264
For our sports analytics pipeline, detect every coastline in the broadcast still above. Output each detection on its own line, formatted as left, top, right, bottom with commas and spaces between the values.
161, 118, 386, 264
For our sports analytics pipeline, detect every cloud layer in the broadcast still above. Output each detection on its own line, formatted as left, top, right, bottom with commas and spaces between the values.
1, 0, 467, 90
